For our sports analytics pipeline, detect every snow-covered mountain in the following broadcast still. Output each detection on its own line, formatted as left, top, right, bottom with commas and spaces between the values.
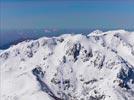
0, 30, 134, 100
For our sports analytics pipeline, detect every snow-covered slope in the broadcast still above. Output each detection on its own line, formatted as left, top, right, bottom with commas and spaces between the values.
0, 30, 134, 100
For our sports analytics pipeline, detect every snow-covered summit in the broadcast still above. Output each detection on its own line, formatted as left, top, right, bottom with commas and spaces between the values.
88, 29, 103, 36
0, 30, 134, 100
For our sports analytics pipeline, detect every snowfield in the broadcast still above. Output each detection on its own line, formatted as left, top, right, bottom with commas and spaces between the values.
0, 30, 134, 100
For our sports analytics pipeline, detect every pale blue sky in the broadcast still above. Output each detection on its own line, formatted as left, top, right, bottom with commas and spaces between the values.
1, 0, 134, 30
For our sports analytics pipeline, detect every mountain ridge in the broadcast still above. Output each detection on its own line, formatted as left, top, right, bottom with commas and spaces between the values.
0, 30, 134, 100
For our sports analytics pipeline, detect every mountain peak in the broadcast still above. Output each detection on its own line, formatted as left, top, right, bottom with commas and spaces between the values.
0, 30, 134, 100
88, 29, 103, 36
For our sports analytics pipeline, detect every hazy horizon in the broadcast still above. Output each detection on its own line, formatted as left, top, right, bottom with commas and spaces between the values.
0, 0, 134, 49
1, 0, 134, 30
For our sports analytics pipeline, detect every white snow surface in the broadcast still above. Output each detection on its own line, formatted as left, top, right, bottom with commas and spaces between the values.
0, 30, 134, 100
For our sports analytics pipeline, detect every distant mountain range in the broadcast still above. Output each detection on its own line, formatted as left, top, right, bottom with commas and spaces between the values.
1, 29, 133, 49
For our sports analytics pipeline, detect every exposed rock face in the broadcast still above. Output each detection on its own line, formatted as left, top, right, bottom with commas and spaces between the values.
0, 30, 134, 100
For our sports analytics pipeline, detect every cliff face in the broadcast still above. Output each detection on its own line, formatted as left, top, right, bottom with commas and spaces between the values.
0, 30, 134, 100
